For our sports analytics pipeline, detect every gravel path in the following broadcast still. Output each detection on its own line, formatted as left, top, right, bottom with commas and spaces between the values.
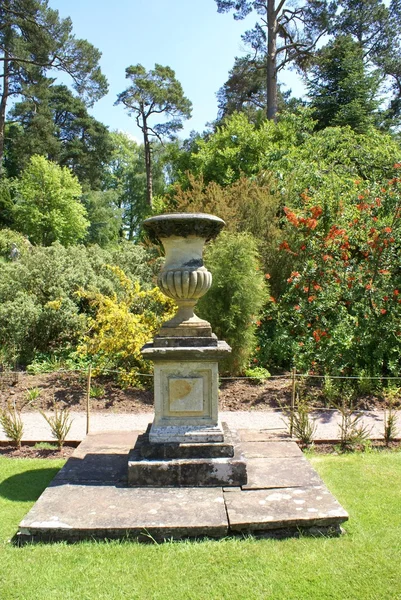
1, 409, 399, 443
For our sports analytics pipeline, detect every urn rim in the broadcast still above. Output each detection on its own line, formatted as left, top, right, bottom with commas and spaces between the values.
143, 213, 225, 242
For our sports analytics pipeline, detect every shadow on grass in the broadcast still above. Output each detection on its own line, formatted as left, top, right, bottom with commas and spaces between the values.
0, 468, 59, 502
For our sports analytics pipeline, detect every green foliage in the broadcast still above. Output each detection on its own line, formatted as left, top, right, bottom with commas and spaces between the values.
197, 232, 267, 375
77, 267, 176, 386
258, 166, 401, 376
0, 242, 158, 366
0, 178, 16, 227
25, 387, 41, 403
383, 386, 400, 445
89, 383, 105, 399
308, 35, 381, 131
287, 396, 317, 446
0, 228, 30, 261
40, 402, 72, 450
82, 190, 123, 247
243, 366, 271, 384
336, 395, 372, 452
13, 155, 89, 246
5, 83, 113, 188
116, 64, 192, 207
0, 403, 24, 448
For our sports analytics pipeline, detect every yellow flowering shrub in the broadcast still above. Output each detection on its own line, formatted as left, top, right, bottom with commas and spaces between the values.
77, 266, 175, 386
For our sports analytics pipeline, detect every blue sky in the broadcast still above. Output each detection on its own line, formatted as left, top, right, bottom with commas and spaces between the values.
50, 0, 304, 141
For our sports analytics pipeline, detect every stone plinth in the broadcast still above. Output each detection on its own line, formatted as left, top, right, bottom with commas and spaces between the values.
127, 423, 247, 487
142, 341, 231, 444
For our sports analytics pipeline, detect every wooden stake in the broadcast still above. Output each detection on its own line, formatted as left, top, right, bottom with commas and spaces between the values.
86, 364, 92, 435
290, 366, 296, 437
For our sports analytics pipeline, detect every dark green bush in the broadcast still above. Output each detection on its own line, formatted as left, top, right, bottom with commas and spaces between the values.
197, 231, 267, 375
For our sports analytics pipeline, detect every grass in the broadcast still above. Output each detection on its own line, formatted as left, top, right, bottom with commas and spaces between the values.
0, 452, 400, 600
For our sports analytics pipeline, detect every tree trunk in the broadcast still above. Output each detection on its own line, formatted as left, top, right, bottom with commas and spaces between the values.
267, 0, 278, 121
0, 52, 10, 174
142, 116, 153, 208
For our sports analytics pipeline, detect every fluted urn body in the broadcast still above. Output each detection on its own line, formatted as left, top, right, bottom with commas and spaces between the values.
143, 213, 225, 338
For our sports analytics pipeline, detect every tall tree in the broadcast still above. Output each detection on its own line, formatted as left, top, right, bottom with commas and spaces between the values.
328, 0, 401, 125
5, 81, 112, 187
217, 54, 304, 121
103, 131, 166, 239
215, 0, 335, 120
307, 35, 381, 131
0, 0, 108, 170
115, 64, 192, 207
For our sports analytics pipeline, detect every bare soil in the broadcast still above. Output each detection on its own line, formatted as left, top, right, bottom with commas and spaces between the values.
0, 370, 394, 414
0, 371, 296, 413
0, 443, 76, 459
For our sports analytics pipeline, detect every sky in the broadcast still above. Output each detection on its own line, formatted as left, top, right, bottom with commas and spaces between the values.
49, 0, 305, 142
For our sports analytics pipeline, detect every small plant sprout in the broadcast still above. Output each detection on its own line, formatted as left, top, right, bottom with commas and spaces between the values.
244, 366, 270, 385
290, 395, 317, 447
25, 387, 41, 403
335, 392, 372, 451
0, 401, 24, 448
40, 400, 72, 450
383, 386, 400, 446
89, 383, 105, 399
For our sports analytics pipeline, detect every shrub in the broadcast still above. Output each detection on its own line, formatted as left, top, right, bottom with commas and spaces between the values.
0, 228, 30, 261
0, 241, 158, 366
197, 232, 267, 375
76, 267, 176, 386
0, 403, 24, 448
40, 402, 72, 450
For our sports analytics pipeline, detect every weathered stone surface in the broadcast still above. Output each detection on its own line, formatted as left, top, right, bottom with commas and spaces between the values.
53, 431, 140, 484
17, 429, 349, 542
19, 485, 228, 542
141, 341, 231, 362
153, 335, 218, 348
149, 358, 224, 440
238, 429, 291, 442
241, 441, 303, 459
243, 457, 323, 490
149, 423, 225, 444
143, 213, 225, 242
128, 453, 247, 487
224, 485, 349, 532
137, 423, 236, 459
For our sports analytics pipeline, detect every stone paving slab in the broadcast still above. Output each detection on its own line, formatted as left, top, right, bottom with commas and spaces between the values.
238, 429, 290, 442
241, 441, 303, 458
224, 485, 349, 532
243, 457, 324, 490
17, 428, 348, 542
53, 431, 140, 484
19, 485, 228, 542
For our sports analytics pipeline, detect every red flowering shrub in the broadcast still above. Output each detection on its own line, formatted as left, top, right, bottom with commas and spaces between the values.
257, 168, 401, 375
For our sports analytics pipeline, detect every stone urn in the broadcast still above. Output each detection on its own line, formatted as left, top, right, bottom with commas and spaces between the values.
143, 213, 225, 339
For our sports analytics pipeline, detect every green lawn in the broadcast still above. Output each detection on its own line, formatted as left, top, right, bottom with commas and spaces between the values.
0, 452, 400, 600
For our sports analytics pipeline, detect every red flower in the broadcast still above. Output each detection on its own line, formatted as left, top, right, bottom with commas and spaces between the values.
284, 207, 299, 227
381, 309, 387, 315
384, 227, 392, 233
265, 273, 271, 279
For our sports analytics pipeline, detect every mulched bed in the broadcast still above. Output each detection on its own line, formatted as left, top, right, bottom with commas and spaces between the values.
0, 443, 76, 459
303, 440, 401, 454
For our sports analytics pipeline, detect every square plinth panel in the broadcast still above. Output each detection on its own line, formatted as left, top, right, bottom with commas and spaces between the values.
168, 377, 203, 414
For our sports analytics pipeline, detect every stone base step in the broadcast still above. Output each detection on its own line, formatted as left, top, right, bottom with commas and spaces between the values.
17, 430, 349, 543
